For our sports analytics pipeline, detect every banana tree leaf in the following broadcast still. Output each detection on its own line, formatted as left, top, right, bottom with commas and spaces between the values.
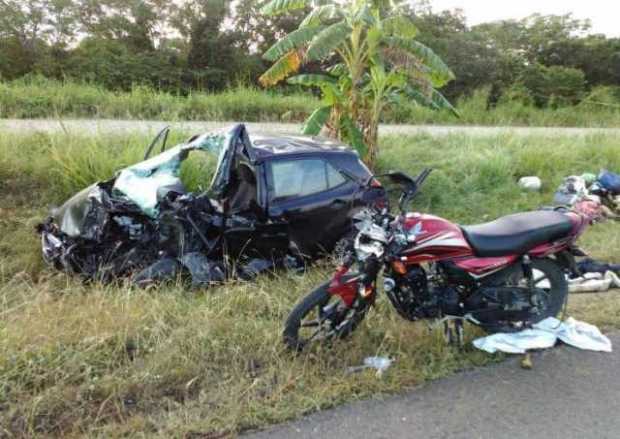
261, 0, 311, 16
327, 63, 347, 76
287, 73, 337, 87
352, 3, 375, 26
263, 26, 325, 61
381, 16, 418, 38
259, 51, 302, 86
430, 89, 460, 117
305, 21, 351, 61
302, 106, 332, 135
383, 36, 454, 87
401, 85, 459, 117
288, 74, 340, 104
300, 4, 342, 27
341, 117, 367, 157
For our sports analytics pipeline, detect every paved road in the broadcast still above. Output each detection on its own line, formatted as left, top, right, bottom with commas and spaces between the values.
245, 332, 619, 439
2, 118, 620, 137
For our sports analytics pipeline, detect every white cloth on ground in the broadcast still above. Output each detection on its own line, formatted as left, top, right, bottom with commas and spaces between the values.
568, 271, 620, 293
472, 317, 612, 354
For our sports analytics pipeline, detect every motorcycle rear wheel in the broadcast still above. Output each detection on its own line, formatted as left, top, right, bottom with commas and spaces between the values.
481, 258, 568, 333
283, 282, 368, 351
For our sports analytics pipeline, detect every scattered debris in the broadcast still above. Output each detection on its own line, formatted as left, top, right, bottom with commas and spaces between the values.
520, 353, 533, 369
518, 176, 542, 191
473, 317, 612, 355
553, 170, 620, 222
347, 356, 394, 377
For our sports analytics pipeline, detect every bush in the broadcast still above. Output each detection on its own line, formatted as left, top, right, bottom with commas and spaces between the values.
519, 64, 586, 108
579, 86, 620, 107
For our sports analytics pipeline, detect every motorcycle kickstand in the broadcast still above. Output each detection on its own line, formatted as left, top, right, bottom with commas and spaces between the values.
443, 319, 464, 348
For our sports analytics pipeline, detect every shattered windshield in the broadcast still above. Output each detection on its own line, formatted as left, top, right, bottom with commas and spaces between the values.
112, 126, 239, 217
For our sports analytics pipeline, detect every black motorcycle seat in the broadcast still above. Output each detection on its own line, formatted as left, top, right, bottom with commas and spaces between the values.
461, 211, 573, 257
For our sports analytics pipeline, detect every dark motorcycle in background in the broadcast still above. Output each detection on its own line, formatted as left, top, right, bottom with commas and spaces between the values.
284, 169, 593, 350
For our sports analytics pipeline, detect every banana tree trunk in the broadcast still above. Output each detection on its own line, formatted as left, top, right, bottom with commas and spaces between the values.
363, 119, 379, 169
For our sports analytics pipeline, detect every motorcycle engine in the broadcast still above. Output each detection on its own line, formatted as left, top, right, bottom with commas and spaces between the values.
384, 265, 437, 320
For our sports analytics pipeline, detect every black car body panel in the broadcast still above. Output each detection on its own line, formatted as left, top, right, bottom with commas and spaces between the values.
38, 124, 386, 285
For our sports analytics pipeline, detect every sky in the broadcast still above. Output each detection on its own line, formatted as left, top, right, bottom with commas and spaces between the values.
428, 0, 620, 37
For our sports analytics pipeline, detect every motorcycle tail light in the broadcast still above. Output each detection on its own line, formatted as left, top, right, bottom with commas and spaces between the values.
392, 260, 407, 274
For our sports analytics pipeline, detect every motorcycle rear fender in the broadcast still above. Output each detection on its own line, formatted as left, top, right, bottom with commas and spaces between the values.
527, 238, 572, 258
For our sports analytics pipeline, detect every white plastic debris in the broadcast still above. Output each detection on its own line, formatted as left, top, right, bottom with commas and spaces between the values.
473, 317, 612, 354
347, 356, 394, 377
518, 176, 542, 191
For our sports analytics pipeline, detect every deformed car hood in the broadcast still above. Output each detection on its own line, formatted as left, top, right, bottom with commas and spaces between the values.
52, 183, 107, 238
113, 124, 248, 218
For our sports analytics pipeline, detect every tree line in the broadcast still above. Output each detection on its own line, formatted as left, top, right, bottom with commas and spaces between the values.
1, 0, 619, 108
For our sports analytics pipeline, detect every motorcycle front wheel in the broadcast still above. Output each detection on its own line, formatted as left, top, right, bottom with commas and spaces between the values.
283, 282, 369, 351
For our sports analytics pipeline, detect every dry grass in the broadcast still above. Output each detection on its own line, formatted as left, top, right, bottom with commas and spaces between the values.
1, 130, 619, 437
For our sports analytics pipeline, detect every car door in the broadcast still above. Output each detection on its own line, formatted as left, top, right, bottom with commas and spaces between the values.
266, 156, 357, 256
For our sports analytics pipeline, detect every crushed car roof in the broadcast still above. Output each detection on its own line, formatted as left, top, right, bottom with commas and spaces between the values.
248, 133, 354, 160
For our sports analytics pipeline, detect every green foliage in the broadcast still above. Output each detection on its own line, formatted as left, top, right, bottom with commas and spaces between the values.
260, 0, 310, 15
263, 26, 325, 61
261, 0, 456, 164
0, 0, 618, 102
259, 51, 302, 87
304, 21, 352, 61
381, 15, 418, 38
383, 37, 454, 87
302, 106, 331, 134
519, 64, 586, 108
0, 77, 316, 121
299, 4, 343, 28
0, 77, 618, 126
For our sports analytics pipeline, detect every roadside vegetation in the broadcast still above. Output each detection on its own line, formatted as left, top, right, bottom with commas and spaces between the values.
2, 1, 620, 115
1, 77, 620, 127
1, 130, 620, 437
258, 0, 456, 164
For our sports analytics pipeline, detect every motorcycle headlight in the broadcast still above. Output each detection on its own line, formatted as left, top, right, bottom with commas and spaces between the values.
354, 235, 385, 260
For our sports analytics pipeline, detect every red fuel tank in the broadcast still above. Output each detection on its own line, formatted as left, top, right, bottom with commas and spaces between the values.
400, 213, 474, 263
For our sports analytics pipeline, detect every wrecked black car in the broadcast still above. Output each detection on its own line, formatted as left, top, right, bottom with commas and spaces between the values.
38, 124, 386, 286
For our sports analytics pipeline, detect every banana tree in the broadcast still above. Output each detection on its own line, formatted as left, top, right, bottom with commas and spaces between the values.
259, 0, 457, 167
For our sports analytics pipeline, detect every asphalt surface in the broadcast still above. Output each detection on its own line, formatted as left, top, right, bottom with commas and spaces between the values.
245, 332, 620, 439
2, 118, 620, 137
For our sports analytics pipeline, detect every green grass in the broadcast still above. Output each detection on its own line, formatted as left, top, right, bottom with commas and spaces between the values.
1, 130, 620, 437
1, 77, 620, 126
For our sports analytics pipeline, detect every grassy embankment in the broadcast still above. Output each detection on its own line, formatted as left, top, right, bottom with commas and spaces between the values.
1, 77, 620, 126
1, 129, 620, 437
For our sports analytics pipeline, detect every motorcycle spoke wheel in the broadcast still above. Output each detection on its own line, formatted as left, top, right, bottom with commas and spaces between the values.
484, 258, 568, 333
283, 282, 366, 351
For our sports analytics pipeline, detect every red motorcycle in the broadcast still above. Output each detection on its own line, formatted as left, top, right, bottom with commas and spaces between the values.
284, 169, 592, 350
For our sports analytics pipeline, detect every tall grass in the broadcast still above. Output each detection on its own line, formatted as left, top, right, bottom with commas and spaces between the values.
1, 77, 620, 126
0, 77, 315, 122
1, 130, 620, 436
